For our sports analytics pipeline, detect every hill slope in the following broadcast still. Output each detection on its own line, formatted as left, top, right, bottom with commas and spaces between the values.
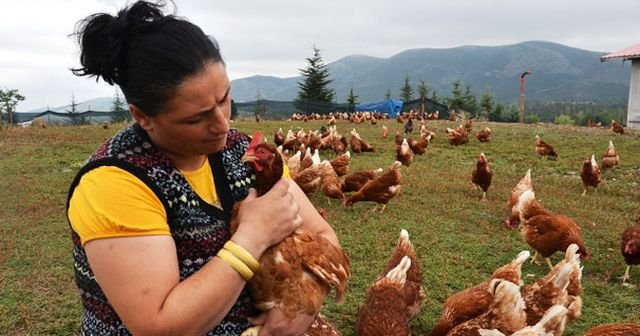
231, 41, 631, 104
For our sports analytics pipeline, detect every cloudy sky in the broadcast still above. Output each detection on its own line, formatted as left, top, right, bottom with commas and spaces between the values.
1, 0, 638, 111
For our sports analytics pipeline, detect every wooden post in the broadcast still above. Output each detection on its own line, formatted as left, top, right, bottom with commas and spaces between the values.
519, 70, 532, 124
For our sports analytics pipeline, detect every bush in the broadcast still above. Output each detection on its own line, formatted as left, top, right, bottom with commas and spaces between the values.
554, 114, 576, 125
524, 114, 540, 124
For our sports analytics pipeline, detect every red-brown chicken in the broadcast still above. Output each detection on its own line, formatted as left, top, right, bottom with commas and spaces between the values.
356, 229, 423, 336
478, 304, 569, 336
515, 190, 591, 269
535, 135, 558, 159
428, 250, 530, 336
476, 127, 492, 142
396, 138, 414, 167
585, 323, 640, 336
580, 154, 601, 196
611, 119, 625, 135
522, 262, 573, 326
303, 313, 342, 336
329, 151, 350, 177
601, 140, 619, 170
505, 169, 533, 229
341, 168, 383, 193
446, 126, 469, 146
233, 132, 351, 333
472, 152, 493, 200
407, 135, 430, 155
320, 161, 345, 203
621, 219, 640, 284
382, 124, 389, 139
446, 279, 527, 336
395, 130, 403, 146
344, 161, 402, 212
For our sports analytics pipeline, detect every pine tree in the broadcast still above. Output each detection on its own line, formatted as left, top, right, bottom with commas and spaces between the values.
462, 84, 477, 115
347, 87, 359, 112
418, 80, 429, 116
448, 80, 464, 111
67, 93, 86, 125
230, 99, 238, 120
295, 45, 335, 114
399, 74, 413, 106
384, 88, 392, 100
254, 90, 266, 121
479, 88, 495, 120
111, 89, 129, 123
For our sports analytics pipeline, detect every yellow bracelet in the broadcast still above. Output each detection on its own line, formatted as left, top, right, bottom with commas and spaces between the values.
224, 241, 260, 273
217, 249, 254, 281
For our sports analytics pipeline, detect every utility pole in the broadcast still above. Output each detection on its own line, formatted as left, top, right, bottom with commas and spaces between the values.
520, 70, 532, 123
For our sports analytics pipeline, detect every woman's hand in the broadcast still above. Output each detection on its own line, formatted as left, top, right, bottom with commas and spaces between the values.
248, 308, 315, 336
233, 179, 302, 255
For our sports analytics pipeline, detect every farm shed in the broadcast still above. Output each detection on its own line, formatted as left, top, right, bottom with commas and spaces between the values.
601, 43, 640, 129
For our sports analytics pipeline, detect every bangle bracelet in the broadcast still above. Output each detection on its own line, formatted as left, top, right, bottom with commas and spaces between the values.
217, 249, 254, 281
224, 241, 260, 273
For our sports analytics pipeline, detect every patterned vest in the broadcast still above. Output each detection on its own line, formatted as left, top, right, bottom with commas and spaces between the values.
67, 124, 257, 335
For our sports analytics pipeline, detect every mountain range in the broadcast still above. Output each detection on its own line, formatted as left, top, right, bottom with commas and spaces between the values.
27, 40, 631, 113
230, 40, 631, 104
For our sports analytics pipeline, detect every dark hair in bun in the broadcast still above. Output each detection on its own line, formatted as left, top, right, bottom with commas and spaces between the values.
71, 1, 223, 116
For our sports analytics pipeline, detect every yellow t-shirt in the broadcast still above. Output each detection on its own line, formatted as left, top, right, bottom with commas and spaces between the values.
69, 157, 289, 246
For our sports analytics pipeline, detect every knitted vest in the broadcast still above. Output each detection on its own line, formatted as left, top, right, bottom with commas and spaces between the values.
67, 124, 257, 335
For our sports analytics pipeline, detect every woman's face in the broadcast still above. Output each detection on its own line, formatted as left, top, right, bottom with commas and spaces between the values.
139, 62, 232, 161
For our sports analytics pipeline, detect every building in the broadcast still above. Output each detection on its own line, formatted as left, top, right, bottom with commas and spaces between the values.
601, 44, 640, 129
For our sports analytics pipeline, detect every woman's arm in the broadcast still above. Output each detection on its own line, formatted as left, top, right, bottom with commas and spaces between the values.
84, 179, 300, 336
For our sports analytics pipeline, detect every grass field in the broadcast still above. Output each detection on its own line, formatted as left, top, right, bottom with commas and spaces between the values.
1, 118, 639, 335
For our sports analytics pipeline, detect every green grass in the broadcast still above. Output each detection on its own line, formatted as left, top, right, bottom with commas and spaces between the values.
1, 119, 639, 335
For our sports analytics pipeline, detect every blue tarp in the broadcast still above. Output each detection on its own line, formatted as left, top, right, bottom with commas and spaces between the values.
355, 99, 404, 118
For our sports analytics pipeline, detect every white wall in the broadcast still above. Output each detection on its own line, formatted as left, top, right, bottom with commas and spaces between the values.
628, 59, 640, 129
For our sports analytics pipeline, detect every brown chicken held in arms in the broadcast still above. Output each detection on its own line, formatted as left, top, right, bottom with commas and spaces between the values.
478, 305, 569, 336
620, 219, 640, 284
344, 161, 402, 212
302, 313, 342, 336
472, 152, 493, 200
601, 140, 619, 170
516, 190, 591, 269
427, 250, 530, 336
535, 135, 558, 159
476, 127, 492, 142
505, 169, 533, 229
611, 119, 625, 135
341, 168, 383, 192
232, 132, 351, 335
580, 154, 601, 196
446, 279, 527, 336
585, 323, 640, 336
396, 138, 414, 167
356, 229, 424, 336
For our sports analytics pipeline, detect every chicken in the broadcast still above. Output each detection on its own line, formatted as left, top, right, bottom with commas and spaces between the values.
329, 151, 350, 177
522, 262, 573, 326
407, 135, 430, 155
420, 123, 436, 140
320, 161, 345, 204
472, 152, 493, 200
446, 279, 527, 336
303, 313, 342, 336
505, 169, 533, 229
427, 250, 530, 336
464, 119, 473, 133
479, 305, 569, 336
102, 121, 110, 129
301, 147, 314, 171
293, 162, 325, 194
382, 124, 389, 139
332, 135, 347, 156
404, 118, 413, 134
446, 126, 469, 146
535, 135, 558, 159
341, 168, 383, 193
234, 132, 351, 334
620, 219, 640, 284
449, 110, 457, 121
611, 119, 624, 135
587, 119, 601, 128
344, 161, 402, 212
370, 115, 377, 126
580, 154, 601, 196
355, 229, 423, 336
396, 138, 414, 167
476, 127, 492, 142
287, 150, 303, 177
327, 115, 336, 126
584, 323, 640, 336
601, 140, 619, 170
350, 129, 363, 154
515, 190, 591, 269
395, 130, 403, 146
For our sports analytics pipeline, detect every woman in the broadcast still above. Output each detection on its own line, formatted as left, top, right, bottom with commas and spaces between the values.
67, 1, 339, 335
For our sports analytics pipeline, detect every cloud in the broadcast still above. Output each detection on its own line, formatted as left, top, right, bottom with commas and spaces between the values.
2, 0, 639, 111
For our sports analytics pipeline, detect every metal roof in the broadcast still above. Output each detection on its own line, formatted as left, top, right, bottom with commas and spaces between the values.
600, 43, 640, 61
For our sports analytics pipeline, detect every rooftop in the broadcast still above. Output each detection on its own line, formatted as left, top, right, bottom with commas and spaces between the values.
601, 43, 640, 61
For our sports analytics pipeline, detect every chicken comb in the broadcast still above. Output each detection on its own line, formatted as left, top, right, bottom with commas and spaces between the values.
248, 131, 265, 148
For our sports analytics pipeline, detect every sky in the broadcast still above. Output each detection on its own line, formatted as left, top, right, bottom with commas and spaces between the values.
1, 0, 639, 111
